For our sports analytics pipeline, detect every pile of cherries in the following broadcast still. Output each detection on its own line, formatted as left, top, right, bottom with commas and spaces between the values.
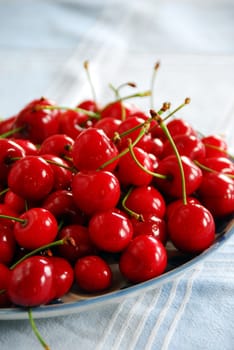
0, 89, 233, 311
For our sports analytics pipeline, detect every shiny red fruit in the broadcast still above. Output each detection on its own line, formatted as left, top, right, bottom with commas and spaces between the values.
119, 235, 167, 283
49, 256, 74, 300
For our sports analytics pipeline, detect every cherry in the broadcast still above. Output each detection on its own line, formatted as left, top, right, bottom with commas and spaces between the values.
58, 109, 89, 140
72, 170, 120, 215
3, 190, 26, 214
11, 138, 38, 156
49, 256, 74, 300
72, 127, 119, 172
165, 196, 201, 221
94, 117, 122, 139
7, 256, 54, 306
167, 203, 215, 253
0, 115, 16, 136
40, 154, 73, 190
0, 203, 19, 228
116, 146, 154, 186
197, 172, 234, 218
197, 156, 234, 174
100, 101, 132, 120
119, 235, 167, 283
166, 118, 197, 138
88, 209, 133, 253
13, 207, 58, 250
0, 138, 26, 184
42, 189, 86, 225
131, 213, 167, 245
13, 97, 59, 143
78, 99, 99, 113
8, 155, 54, 201
162, 134, 206, 161
74, 255, 112, 292
154, 155, 203, 198
39, 134, 74, 160
201, 134, 228, 158
124, 185, 166, 219
0, 224, 16, 265
0, 263, 11, 307
57, 224, 96, 263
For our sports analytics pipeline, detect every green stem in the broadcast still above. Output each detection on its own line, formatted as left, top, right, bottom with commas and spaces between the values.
45, 159, 77, 173
0, 126, 24, 139
83, 60, 97, 105
203, 143, 234, 160
122, 187, 142, 220
28, 308, 50, 350
128, 140, 168, 179
37, 105, 100, 119
194, 160, 234, 179
99, 126, 146, 170
162, 98, 191, 122
0, 214, 25, 224
114, 90, 151, 103
10, 239, 66, 270
0, 188, 9, 197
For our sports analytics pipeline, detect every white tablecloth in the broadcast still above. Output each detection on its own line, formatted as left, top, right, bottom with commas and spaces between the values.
0, 1, 234, 349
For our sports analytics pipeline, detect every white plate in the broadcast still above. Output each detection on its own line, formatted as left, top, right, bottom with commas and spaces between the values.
1, 216, 233, 320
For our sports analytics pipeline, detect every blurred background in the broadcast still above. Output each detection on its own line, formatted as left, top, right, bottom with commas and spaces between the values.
0, 0, 234, 121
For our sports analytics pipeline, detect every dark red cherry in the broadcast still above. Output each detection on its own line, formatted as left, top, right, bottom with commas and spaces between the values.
0, 224, 16, 265
49, 256, 74, 300
13, 97, 59, 143
167, 203, 215, 253
166, 118, 197, 138
8, 155, 54, 201
72, 128, 119, 172
0, 116, 16, 136
0, 263, 11, 307
119, 235, 167, 283
94, 117, 121, 139
39, 134, 74, 159
11, 138, 38, 155
202, 134, 228, 158
8, 256, 54, 306
74, 255, 112, 292
3, 190, 26, 214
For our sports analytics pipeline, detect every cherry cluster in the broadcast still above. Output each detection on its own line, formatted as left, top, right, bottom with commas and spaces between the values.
0, 91, 233, 311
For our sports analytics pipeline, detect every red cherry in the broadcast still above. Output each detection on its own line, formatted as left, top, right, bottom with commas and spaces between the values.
49, 256, 74, 300
131, 213, 167, 245
94, 117, 121, 139
166, 118, 197, 138
13, 97, 59, 143
57, 224, 96, 263
89, 209, 133, 253
72, 170, 120, 215
199, 156, 234, 174
11, 138, 38, 156
202, 134, 228, 158
72, 128, 119, 172
42, 190, 86, 225
119, 235, 167, 283
124, 185, 166, 218
197, 172, 234, 218
154, 155, 203, 198
0, 138, 25, 184
13, 208, 58, 250
4, 190, 26, 214
58, 110, 88, 140
116, 146, 154, 186
7, 256, 54, 306
0, 116, 16, 136
0, 263, 11, 307
74, 255, 112, 292
0, 204, 19, 228
77, 99, 99, 113
39, 134, 74, 159
8, 155, 54, 201
0, 224, 16, 265
165, 196, 201, 221
167, 203, 215, 253
40, 154, 73, 190
100, 101, 132, 120
162, 134, 206, 161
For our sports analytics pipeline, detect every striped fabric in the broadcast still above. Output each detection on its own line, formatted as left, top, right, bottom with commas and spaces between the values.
0, 1, 234, 349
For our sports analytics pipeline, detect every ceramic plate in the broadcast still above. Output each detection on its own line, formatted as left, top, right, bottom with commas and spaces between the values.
0, 215, 233, 320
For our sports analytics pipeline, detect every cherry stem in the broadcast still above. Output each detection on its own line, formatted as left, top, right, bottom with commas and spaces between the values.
194, 160, 234, 179
114, 90, 151, 103
10, 239, 66, 270
45, 159, 77, 173
128, 140, 168, 179
0, 214, 25, 224
98, 126, 146, 170
162, 97, 191, 122
0, 188, 9, 197
109, 82, 137, 98
150, 108, 188, 205
28, 308, 50, 350
0, 126, 24, 139
122, 187, 143, 220
36, 105, 100, 119
203, 143, 234, 160
150, 61, 160, 109
83, 60, 97, 105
